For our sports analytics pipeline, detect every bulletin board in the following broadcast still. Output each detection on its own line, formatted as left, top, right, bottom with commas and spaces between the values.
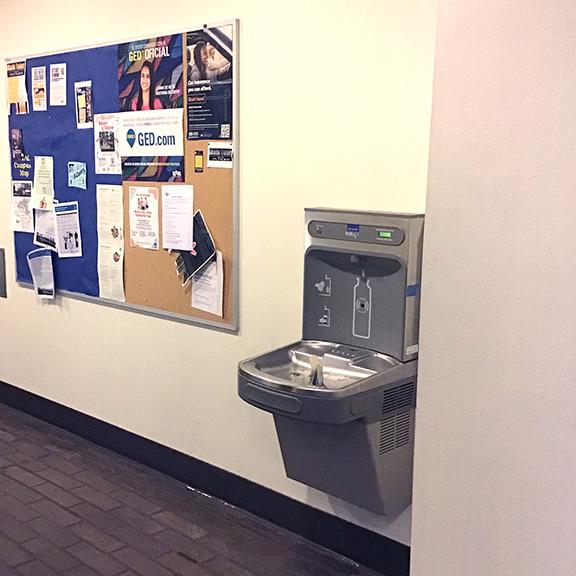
6, 20, 238, 331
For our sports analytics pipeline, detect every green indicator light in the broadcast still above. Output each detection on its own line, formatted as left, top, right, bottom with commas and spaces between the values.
378, 231, 392, 239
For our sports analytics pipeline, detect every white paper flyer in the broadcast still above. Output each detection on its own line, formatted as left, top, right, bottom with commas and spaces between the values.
192, 251, 223, 317
54, 201, 82, 258
27, 248, 55, 299
11, 181, 33, 233
49, 63, 67, 106
32, 155, 55, 209
96, 184, 125, 301
161, 185, 194, 250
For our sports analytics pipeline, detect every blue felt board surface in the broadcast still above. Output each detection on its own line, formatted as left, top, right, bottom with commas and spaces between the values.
9, 44, 122, 296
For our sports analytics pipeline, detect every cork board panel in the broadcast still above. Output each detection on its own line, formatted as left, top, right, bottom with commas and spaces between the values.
121, 30, 235, 325
122, 158, 233, 323
122, 31, 235, 324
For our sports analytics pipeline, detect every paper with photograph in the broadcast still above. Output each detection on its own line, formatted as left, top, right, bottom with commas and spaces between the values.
54, 202, 82, 258
186, 25, 233, 140
10, 128, 25, 161
118, 35, 183, 112
94, 114, 121, 174
74, 81, 93, 129
33, 209, 57, 251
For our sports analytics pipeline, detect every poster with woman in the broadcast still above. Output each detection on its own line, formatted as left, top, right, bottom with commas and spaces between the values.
118, 36, 184, 112
186, 24, 233, 140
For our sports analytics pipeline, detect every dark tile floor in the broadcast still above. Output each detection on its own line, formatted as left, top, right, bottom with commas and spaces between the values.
0, 402, 380, 576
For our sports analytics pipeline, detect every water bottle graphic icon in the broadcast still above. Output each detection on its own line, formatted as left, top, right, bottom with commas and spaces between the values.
353, 271, 372, 339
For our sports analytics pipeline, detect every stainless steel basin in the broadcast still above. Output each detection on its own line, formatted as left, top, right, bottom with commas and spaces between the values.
239, 340, 402, 396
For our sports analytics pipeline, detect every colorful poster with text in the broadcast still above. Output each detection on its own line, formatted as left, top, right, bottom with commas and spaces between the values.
118, 35, 184, 112
186, 25, 233, 140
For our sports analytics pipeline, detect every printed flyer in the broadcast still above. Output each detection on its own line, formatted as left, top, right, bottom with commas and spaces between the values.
129, 186, 159, 250
54, 202, 82, 258
27, 248, 55, 299
96, 185, 125, 301
186, 24, 233, 140
31, 66, 47, 111
49, 63, 66, 106
6, 60, 28, 115
118, 35, 183, 112
68, 161, 87, 189
32, 155, 55, 210
11, 181, 33, 233
94, 114, 121, 174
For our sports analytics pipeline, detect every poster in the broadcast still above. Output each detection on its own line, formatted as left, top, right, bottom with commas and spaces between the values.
74, 81, 93, 129
97, 185, 125, 301
11, 181, 33, 233
94, 114, 121, 174
54, 202, 82, 258
186, 25, 233, 140
6, 60, 28, 115
49, 63, 66, 106
118, 35, 183, 112
31, 66, 47, 111
129, 186, 159, 249
118, 109, 184, 181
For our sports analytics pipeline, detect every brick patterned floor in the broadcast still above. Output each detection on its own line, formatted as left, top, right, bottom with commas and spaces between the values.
0, 402, 380, 576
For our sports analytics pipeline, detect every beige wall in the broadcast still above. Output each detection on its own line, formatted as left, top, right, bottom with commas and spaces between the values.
0, 0, 435, 544
411, 0, 576, 572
